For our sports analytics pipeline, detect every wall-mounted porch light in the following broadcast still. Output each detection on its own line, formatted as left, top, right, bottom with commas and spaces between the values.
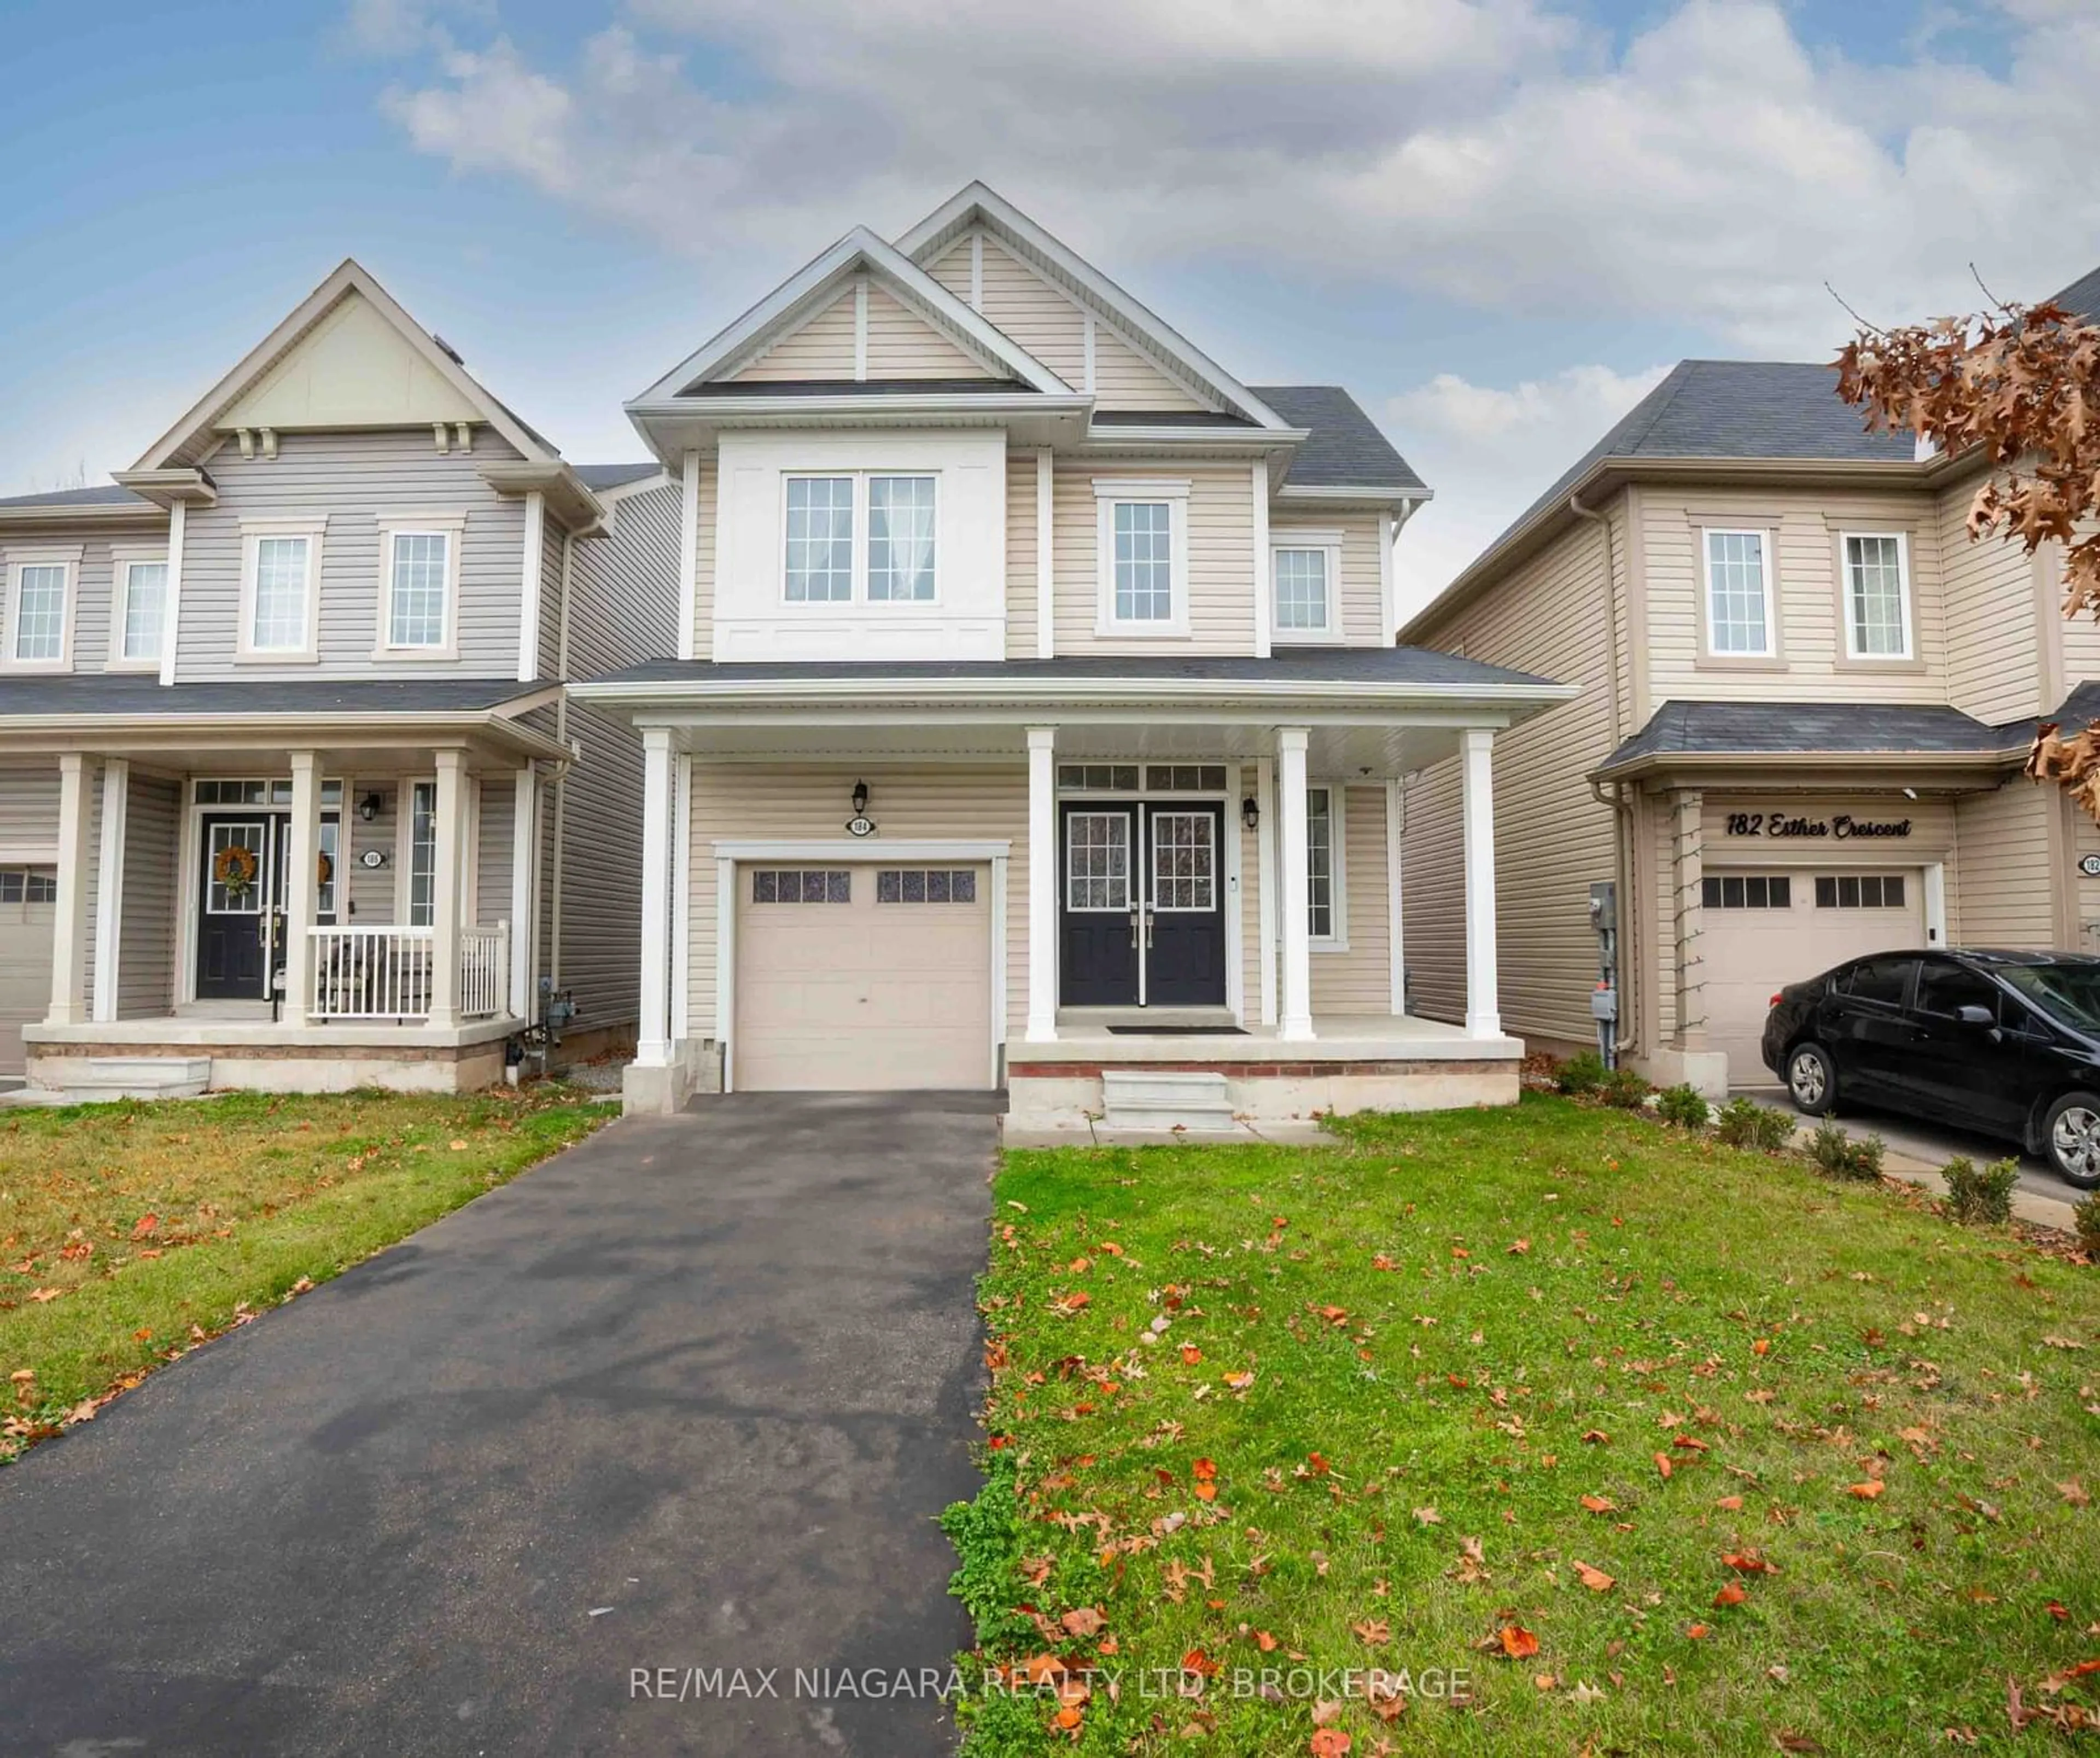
846, 779, 876, 839
1241, 796, 1260, 831
358, 791, 383, 823
851, 779, 870, 816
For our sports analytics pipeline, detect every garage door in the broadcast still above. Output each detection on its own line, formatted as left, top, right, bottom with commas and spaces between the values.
0, 866, 57, 1076
1704, 868, 1923, 1088
734, 861, 993, 1091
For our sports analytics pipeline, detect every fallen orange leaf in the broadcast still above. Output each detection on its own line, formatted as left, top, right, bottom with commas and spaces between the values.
1847, 1481, 1885, 1500
1498, 1624, 1540, 1659
1713, 1582, 1747, 1608
1573, 1561, 1614, 1592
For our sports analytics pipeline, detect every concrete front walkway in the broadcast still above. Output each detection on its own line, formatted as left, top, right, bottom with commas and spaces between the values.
0, 1091, 996, 1756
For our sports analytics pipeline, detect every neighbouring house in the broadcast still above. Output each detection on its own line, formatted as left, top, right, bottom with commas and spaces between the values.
1398, 263, 2100, 1098
571, 183, 1573, 1127
0, 262, 675, 1096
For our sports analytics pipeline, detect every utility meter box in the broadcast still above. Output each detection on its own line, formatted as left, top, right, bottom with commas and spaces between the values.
1588, 881, 1617, 935
1590, 983, 1618, 1022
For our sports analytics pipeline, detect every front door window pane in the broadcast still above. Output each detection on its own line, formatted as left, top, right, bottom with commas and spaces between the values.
14, 564, 66, 661
867, 476, 936, 601
122, 562, 166, 661
1066, 813, 1129, 911
252, 537, 310, 650
1274, 548, 1329, 631
389, 533, 450, 648
1705, 530, 1769, 654
1151, 811, 1215, 911
785, 478, 854, 602
1113, 502, 1173, 622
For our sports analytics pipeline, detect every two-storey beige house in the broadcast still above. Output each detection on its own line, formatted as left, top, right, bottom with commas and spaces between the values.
1399, 264, 2100, 1097
574, 184, 1574, 1126
0, 263, 676, 1095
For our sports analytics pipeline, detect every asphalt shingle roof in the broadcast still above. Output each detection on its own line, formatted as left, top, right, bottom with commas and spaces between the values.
1595, 698, 2028, 774
2049, 263, 2100, 324
0, 484, 155, 511
0, 676, 555, 718
572, 462, 662, 492
1252, 385, 1427, 494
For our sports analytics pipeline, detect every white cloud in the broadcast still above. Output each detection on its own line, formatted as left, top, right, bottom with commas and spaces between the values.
1389, 363, 1673, 620
364, 0, 2100, 350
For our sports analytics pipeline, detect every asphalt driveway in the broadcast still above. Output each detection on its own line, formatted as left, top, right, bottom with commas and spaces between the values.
0, 1090, 998, 1757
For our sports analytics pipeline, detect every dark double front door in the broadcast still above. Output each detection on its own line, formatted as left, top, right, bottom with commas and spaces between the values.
1059, 801, 1226, 1008
195, 813, 338, 1001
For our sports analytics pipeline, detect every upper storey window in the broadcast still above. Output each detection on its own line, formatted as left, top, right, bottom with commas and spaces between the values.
5, 556, 73, 670
239, 520, 324, 662
1841, 532, 1912, 660
1272, 533, 1341, 642
784, 473, 937, 604
375, 514, 465, 658
1094, 479, 1189, 637
116, 556, 167, 666
1702, 528, 1774, 657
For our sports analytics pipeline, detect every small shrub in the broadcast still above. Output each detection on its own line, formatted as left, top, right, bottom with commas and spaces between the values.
1716, 1097, 1795, 1152
1599, 1067, 1650, 1109
1554, 1051, 1606, 1096
1655, 1084, 1711, 1130
2072, 1194, 2100, 1256
1940, 1155, 2019, 1226
1809, 1121, 1884, 1181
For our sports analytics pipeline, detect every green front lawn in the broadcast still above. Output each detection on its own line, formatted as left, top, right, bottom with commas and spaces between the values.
1, 1086, 609, 1456
948, 1095, 2100, 1755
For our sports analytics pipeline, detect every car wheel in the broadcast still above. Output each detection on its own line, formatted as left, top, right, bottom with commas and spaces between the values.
2043, 1092, 2100, 1190
1784, 1041, 1838, 1117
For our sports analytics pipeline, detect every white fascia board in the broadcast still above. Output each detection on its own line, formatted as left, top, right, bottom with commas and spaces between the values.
629, 226, 1070, 406
1083, 424, 1310, 453
131, 259, 556, 471
895, 183, 1290, 432
1278, 484, 1434, 503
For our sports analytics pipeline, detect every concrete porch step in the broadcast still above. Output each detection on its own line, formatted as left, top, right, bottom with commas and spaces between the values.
44, 1057, 212, 1102
1100, 1069, 1235, 1132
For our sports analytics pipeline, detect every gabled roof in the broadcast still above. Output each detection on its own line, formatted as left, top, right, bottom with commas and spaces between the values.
1254, 387, 1426, 494
630, 226, 1070, 405
2049, 263, 2100, 325
571, 462, 663, 492
130, 259, 562, 471
894, 182, 1288, 431
1595, 699, 2019, 777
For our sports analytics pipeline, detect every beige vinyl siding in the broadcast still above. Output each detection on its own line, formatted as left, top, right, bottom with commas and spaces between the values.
685, 764, 1030, 1040
1005, 452, 1040, 656
1272, 511, 1386, 647
691, 453, 717, 661
1953, 782, 2055, 947
117, 773, 179, 1018
1239, 783, 1262, 1023
1309, 784, 1391, 1014
175, 429, 527, 679
559, 479, 682, 1033
1052, 461, 1254, 655
2069, 805, 2100, 950
1641, 486, 1948, 704
1937, 470, 2045, 721
732, 291, 856, 381
864, 285, 989, 378
1404, 505, 1619, 1045
927, 239, 973, 302
977, 240, 1087, 386
1091, 325, 1208, 413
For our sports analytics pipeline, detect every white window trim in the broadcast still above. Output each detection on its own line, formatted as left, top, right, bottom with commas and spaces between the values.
1307, 781, 1348, 951
1838, 528, 1914, 661
779, 470, 942, 608
1700, 526, 1777, 660
372, 511, 466, 661
237, 518, 326, 662
1094, 477, 1191, 638
1270, 530, 1343, 644
2, 545, 81, 674
107, 545, 171, 673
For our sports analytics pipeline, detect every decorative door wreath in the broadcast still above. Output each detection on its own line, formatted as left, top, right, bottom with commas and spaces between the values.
213, 843, 259, 901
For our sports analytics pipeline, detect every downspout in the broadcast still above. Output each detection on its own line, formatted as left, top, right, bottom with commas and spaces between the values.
1570, 492, 1637, 1061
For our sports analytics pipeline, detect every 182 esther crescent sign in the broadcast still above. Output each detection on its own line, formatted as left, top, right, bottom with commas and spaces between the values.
1722, 811, 1912, 840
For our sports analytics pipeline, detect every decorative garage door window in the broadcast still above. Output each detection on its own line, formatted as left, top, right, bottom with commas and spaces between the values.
1066, 812, 1129, 911
876, 868, 977, 904
1151, 812, 1215, 911
0, 866, 57, 904
1702, 874, 1792, 909
1816, 874, 1905, 909
751, 869, 850, 903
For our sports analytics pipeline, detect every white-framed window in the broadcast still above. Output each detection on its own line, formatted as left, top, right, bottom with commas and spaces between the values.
406, 781, 438, 926
1306, 784, 1347, 946
1702, 528, 1775, 657
238, 520, 325, 661
1841, 531, 1912, 660
3, 548, 78, 671
781, 471, 937, 604
1271, 534, 1341, 641
1094, 478, 1190, 636
110, 549, 169, 669
374, 513, 465, 657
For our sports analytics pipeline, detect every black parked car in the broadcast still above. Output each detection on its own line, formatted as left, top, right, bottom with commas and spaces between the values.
1761, 948, 2100, 1188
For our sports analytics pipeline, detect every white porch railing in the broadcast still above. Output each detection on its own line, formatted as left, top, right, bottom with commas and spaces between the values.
307, 924, 511, 1023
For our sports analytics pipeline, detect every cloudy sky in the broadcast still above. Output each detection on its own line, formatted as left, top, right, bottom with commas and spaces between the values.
5, 0, 2098, 616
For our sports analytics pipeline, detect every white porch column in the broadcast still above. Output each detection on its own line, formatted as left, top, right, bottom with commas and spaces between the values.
1025, 725, 1058, 1040
1461, 726, 1501, 1038
46, 753, 93, 1026
509, 764, 538, 1021
91, 759, 130, 1023
1255, 755, 1276, 1027
427, 748, 468, 1028
1276, 727, 1314, 1041
281, 752, 322, 1026
635, 726, 675, 1067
